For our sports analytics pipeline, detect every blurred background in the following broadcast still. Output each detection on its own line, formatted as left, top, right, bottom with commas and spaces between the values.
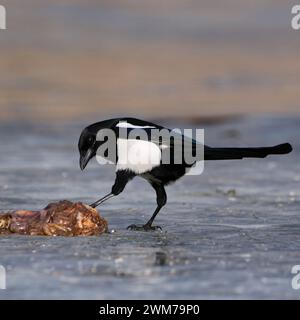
0, 0, 299, 122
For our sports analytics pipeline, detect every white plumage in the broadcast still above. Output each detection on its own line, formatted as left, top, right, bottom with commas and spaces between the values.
116, 122, 155, 129
116, 138, 161, 174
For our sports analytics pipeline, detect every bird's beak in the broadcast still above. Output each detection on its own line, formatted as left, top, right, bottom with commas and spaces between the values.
80, 148, 93, 170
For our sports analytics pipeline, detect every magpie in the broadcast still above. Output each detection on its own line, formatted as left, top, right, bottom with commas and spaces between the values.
78, 117, 292, 231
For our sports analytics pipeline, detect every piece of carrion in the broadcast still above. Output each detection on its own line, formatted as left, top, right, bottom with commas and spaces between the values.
0, 200, 108, 236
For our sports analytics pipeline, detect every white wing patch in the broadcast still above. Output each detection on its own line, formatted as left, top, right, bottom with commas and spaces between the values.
116, 138, 161, 174
116, 122, 156, 129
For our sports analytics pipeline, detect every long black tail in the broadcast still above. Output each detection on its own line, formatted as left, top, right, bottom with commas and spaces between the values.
204, 143, 293, 160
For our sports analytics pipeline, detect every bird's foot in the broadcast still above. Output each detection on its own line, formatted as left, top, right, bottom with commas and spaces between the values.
127, 224, 162, 232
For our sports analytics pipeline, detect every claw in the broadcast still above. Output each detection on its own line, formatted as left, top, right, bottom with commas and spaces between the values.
127, 224, 162, 231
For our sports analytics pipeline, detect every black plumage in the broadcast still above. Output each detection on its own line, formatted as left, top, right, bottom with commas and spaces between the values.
78, 117, 292, 231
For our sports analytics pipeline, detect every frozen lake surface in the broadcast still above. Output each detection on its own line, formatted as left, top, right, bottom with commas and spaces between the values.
0, 115, 299, 299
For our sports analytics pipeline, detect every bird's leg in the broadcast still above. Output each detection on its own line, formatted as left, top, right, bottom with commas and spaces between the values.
90, 193, 114, 208
143, 205, 163, 230
127, 183, 167, 231
90, 170, 135, 208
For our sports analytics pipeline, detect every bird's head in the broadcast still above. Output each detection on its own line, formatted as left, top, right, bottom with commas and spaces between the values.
78, 129, 98, 170
78, 119, 118, 170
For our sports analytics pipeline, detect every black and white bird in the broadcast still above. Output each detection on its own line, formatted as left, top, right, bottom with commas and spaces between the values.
78, 117, 292, 231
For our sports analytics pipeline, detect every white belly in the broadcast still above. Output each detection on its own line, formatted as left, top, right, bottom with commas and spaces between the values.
116, 138, 161, 174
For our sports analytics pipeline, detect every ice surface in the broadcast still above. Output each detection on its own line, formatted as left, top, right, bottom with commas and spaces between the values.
0, 116, 299, 299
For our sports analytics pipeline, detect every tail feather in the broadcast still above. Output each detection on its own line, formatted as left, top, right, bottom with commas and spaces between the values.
204, 143, 293, 160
